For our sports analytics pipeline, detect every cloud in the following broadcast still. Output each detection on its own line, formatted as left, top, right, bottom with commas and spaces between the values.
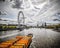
11, 0, 23, 9
31, 0, 46, 5
0, 0, 60, 25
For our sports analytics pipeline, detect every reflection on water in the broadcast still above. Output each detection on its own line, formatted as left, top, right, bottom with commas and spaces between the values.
20, 28, 60, 48
0, 28, 60, 48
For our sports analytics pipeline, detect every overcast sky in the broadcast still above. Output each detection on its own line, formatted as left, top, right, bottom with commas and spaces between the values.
0, 0, 60, 25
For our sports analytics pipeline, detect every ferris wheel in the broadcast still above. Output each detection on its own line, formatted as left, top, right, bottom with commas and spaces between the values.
18, 11, 25, 31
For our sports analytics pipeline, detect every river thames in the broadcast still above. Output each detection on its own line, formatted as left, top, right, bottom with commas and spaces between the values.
0, 28, 60, 48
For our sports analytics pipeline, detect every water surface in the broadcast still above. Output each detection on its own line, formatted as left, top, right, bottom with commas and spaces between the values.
0, 28, 60, 48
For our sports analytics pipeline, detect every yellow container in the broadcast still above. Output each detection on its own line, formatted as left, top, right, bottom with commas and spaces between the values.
1, 42, 13, 46
14, 36, 32, 48
10, 45, 23, 48
0, 44, 10, 48
16, 36, 23, 39
0, 38, 18, 46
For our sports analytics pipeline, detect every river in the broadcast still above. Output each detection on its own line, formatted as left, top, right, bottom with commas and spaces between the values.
0, 28, 60, 48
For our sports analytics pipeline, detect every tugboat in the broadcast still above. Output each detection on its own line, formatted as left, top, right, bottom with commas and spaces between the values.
27, 33, 33, 37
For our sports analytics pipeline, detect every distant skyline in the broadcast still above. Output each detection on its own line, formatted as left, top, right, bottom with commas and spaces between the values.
0, 0, 60, 26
